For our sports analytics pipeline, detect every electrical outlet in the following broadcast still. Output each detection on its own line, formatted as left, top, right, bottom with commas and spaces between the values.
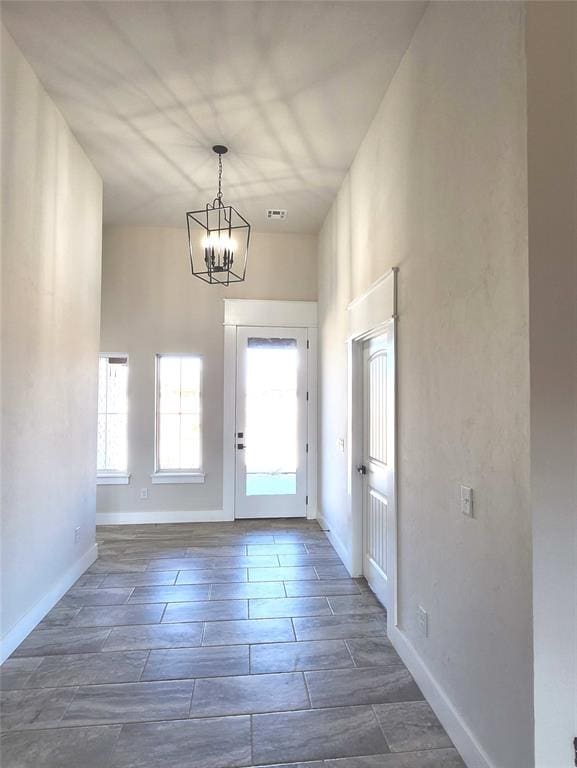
140, 488, 148, 500
74, 526, 80, 544
418, 606, 428, 638
460, 485, 474, 518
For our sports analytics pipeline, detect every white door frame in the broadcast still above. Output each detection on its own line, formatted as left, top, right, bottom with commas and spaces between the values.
346, 268, 398, 628
222, 299, 318, 521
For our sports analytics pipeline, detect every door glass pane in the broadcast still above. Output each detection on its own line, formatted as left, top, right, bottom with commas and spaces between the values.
245, 337, 298, 496
369, 351, 387, 465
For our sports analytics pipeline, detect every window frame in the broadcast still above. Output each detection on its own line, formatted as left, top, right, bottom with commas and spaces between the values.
96, 353, 130, 484
152, 353, 205, 484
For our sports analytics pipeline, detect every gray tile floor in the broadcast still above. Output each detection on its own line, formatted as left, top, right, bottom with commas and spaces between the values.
0, 520, 465, 768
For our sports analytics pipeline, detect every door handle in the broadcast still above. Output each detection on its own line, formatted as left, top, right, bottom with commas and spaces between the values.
357, 464, 367, 475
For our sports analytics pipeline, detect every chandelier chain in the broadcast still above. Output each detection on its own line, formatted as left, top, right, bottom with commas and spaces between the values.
217, 154, 223, 203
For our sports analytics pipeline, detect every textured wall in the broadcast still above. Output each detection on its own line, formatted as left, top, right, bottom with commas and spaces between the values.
1, 27, 103, 642
317, 4, 532, 766
97, 226, 317, 516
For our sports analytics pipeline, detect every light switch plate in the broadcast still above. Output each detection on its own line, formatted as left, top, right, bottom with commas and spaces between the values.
461, 485, 474, 518
337, 438, 345, 454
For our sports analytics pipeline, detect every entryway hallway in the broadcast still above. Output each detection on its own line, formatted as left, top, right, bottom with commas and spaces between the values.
1, 520, 464, 767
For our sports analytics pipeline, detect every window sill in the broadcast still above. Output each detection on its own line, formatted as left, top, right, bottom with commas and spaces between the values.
97, 473, 131, 486
151, 472, 205, 485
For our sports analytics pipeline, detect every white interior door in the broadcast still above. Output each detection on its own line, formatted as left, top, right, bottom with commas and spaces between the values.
361, 325, 395, 608
234, 326, 308, 518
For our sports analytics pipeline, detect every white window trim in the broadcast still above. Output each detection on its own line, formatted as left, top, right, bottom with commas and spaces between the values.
150, 472, 205, 485
97, 472, 131, 485
154, 353, 203, 476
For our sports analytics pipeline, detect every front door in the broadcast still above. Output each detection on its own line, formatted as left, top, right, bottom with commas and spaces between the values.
361, 324, 395, 608
234, 326, 308, 518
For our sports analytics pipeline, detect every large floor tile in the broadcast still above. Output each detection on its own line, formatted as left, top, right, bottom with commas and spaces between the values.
0, 725, 122, 768
1, 687, 75, 731
0, 658, 43, 691
189, 671, 309, 717
250, 639, 354, 674
73, 574, 105, 588
162, 600, 247, 623
248, 566, 318, 582
142, 645, 249, 681
186, 546, 247, 557
25, 651, 149, 688
373, 701, 453, 753
345, 637, 402, 667
293, 614, 387, 641
176, 568, 248, 585
109, 715, 251, 768
62, 680, 193, 726
324, 749, 466, 768
12, 628, 111, 657
59, 588, 133, 607
252, 705, 390, 763
285, 580, 362, 597
249, 596, 331, 619
209, 581, 286, 600
87, 559, 150, 574
305, 666, 423, 708
127, 584, 210, 603
103, 622, 203, 651
314, 565, 351, 580
37, 606, 80, 629
70, 604, 165, 627
328, 594, 386, 615
247, 544, 307, 555
278, 554, 342, 567
202, 618, 295, 645
101, 571, 177, 588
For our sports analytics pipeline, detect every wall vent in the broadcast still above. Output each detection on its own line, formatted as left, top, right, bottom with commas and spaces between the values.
266, 209, 288, 220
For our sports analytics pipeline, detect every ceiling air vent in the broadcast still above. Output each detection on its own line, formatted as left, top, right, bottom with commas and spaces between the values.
266, 209, 288, 221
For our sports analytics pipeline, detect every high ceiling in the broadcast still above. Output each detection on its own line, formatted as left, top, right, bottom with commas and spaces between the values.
1, 1, 425, 233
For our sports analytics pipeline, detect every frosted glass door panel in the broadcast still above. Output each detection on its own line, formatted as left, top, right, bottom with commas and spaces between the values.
245, 338, 297, 496
235, 327, 307, 518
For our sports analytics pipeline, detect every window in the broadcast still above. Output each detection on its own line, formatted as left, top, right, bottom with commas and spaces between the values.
97, 355, 128, 480
154, 355, 202, 481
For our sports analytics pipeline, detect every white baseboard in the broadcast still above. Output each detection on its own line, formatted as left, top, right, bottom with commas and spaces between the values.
388, 625, 494, 768
0, 543, 98, 663
96, 509, 231, 525
317, 511, 354, 574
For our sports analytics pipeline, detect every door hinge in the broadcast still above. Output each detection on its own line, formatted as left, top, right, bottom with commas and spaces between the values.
306, 443, 309, 453
306, 391, 309, 401
306, 495, 308, 505
307, 340, 310, 350
573, 736, 577, 767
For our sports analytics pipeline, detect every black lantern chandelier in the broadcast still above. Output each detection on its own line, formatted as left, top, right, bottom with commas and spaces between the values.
186, 145, 251, 285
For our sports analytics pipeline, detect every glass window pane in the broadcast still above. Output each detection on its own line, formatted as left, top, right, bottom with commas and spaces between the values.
106, 414, 127, 471
180, 414, 201, 470
106, 362, 127, 413
158, 357, 181, 413
158, 414, 181, 470
180, 358, 201, 414
157, 355, 202, 472
97, 356, 128, 472
245, 339, 298, 496
97, 414, 107, 469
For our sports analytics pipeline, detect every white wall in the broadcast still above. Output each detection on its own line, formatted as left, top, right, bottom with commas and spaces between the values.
97, 226, 317, 520
318, 4, 532, 767
527, 4, 577, 766
1, 27, 103, 659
